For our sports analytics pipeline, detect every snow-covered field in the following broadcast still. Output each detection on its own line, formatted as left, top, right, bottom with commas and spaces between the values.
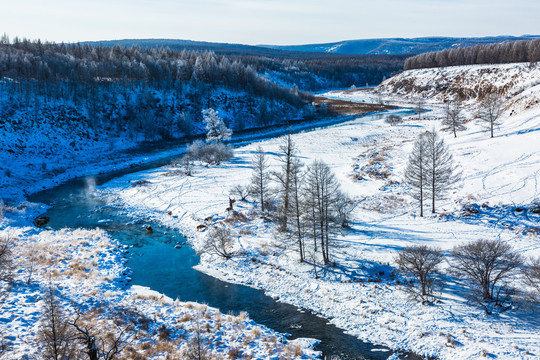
101, 64, 540, 360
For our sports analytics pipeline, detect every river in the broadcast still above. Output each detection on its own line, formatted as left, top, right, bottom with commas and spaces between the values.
30, 110, 419, 359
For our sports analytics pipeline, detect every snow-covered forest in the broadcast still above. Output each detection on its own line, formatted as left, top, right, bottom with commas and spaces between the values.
2, 30, 540, 360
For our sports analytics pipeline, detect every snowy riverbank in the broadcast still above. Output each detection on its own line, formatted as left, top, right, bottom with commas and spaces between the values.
102, 87, 540, 359
0, 206, 320, 359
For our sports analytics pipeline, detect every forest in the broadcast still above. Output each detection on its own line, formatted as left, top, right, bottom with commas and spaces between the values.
0, 36, 404, 145
404, 38, 540, 70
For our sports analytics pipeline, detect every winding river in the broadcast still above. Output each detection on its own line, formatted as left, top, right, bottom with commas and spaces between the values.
30, 110, 418, 359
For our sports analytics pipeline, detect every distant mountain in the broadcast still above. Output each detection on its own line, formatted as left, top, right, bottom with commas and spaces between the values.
81, 39, 351, 59
259, 35, 540, 55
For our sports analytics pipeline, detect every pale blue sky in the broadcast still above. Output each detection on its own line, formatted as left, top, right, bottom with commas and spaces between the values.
2, 0, 539, 45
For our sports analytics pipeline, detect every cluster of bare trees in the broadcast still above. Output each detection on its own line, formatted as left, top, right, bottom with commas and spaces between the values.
441, 92, 505, 139
397, 239, 540, 312
405, 38, 540, 70
404, 130, 460, 216
38, 287, 138, 360
247, 136, 353, 276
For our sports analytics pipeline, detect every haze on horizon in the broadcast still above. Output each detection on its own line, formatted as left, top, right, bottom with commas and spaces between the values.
2, 0, 539, 45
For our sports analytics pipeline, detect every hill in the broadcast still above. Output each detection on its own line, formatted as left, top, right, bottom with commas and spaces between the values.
261, 35, 540, 55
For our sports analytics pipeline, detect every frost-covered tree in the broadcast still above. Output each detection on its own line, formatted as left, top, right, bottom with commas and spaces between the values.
442, 100, 466, 137
250, 146, 271, 212
404, 133, 428, 217
476, 93, 505, 138
202, 108, 232, 144
423, 130, 460, 213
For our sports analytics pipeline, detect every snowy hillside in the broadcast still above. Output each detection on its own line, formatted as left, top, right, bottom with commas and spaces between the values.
377, 62, 540, 112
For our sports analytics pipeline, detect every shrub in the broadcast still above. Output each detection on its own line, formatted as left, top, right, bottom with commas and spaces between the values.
186, 140, 234, 165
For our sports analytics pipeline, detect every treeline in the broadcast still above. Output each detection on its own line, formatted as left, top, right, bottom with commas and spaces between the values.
404, 39, 540, 70
87, 38, 407, 91
0, 36, 308, 106
0, 36, 316, 145
215, 54, 407, 91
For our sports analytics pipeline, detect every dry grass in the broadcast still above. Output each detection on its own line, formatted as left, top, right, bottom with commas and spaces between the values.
314, 96, 395, 116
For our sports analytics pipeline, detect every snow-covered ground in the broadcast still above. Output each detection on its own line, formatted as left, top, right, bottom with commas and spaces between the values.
101, 64, 540, 359
0, 207, 319, 359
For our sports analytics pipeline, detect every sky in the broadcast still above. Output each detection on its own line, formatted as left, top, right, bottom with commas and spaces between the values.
1, 0, 539, 45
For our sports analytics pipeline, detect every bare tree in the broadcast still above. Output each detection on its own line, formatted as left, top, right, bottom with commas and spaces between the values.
396, 246, 444, 303
288, 158, 305, 262
385, 114, 403, 126
250, 146, 271, 212
404, 133, 428, 217
442, 100, 466, 137
414, 98, 425, 118
451, 239, 523, 313
423, 129, 460, 213
524, 257, 540, 301
476, 93, 505, 138
0, 234, 14, 302
40, 287, 75, 360
69, 309, 136, 360
202, 108, 232, 144
201, 227, 234, 259
231, 184, 249, 202
182, 315, 210, 360
272, 135, 297, 231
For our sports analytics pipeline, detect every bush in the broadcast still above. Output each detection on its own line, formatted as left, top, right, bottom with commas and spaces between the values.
451, 239, 523, 313
186, 140, 234, 165
529, 199, 540, 214
201, 227, 234, 259
385, 114, 403, 126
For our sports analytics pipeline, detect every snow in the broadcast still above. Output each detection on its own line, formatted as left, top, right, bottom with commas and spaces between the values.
1, 61, 540, 359
0, 208, 319, 359
100, 63, 540, 359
